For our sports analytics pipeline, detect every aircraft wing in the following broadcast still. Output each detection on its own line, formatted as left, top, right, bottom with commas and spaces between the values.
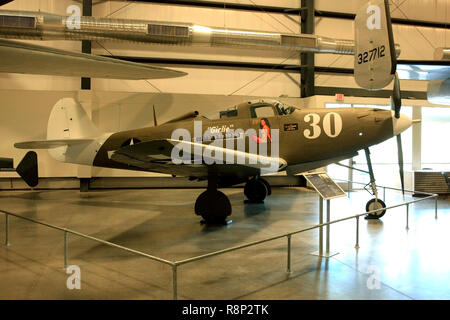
0, 39, 187, 79
286, 152, 358, 176
396, 60, 450, 81
109, 139, 286, 180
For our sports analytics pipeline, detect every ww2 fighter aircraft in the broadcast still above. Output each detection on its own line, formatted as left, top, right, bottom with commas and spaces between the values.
13, 0, 412, 224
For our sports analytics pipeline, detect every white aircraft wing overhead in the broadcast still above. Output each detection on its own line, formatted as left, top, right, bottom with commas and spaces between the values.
395, 60, 450, 105
0, 39, 187, 79
396, 61, 450, 81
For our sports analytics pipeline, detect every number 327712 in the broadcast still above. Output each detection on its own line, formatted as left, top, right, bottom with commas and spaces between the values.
357, 45, 385, 64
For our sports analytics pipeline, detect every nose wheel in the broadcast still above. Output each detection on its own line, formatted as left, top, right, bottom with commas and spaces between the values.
363, 148, 387, 220
365, 198, 387, 219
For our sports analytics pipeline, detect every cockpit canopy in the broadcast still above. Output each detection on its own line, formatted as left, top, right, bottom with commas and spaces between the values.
204, 99, 298, 120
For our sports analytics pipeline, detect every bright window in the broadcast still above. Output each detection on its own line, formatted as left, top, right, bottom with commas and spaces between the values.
421, 107, 450, 170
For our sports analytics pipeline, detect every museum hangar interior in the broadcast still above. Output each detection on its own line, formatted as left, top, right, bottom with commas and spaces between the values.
0, 0, 449, 300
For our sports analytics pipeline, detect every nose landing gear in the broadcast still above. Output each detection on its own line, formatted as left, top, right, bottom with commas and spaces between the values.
364, 148, 387, 219
365, 198, 387, 219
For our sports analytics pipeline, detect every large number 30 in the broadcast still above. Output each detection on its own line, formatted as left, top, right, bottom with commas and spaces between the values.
303, 112, 342, 139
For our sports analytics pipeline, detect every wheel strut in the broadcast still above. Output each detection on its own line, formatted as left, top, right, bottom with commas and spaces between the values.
364, 148, 378, 199
364, 148, 386, 219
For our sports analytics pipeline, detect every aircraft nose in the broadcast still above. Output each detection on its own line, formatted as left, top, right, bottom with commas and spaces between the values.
392, 111, 412, 136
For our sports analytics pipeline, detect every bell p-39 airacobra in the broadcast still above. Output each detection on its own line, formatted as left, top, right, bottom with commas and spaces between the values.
11, 0, 413, 224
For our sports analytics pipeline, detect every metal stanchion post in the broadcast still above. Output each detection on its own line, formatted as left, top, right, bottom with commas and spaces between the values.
347, 181, 350, 198
319, 197, 323, 256
355, 216, 360, 250
311, 198, 337, 258
326, 200, 330, 254
5, 214, 10, 246
173, 265, 178, 300
435, 197, 438, 219
383, 187, 386, 202
310, 196, 328, 258
287, 235, 291, 273
64, 231, 68, 269
406, 204, 409, 230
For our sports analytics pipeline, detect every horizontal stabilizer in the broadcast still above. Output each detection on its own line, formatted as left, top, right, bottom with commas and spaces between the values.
15, 139, 94, 149
16, 151, 38, 187
0, 152, 38, 187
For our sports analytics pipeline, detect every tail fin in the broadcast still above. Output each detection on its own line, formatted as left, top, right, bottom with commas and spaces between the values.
16, 151, 38, 187
47, 98, 99, 140
354, 0, 396, 90
15, 98, 100, 166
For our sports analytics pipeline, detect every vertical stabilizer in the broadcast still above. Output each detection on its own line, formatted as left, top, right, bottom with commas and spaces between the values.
47, 98, 99, 140
354, 0, 396, 90
46, 98, 102, 164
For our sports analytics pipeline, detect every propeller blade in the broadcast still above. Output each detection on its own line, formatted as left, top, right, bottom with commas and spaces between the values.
392, 72, 402, 119
152, 105, 158, 127
396, 133, 405, 196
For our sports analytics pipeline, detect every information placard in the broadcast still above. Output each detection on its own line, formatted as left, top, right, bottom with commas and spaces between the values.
304, 172, 346, 200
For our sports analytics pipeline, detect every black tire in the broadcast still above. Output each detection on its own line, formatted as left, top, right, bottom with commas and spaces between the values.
244, 179, 268, 202
365, 198, 387, 219
195, 190, 231, 224
260, 178, 272, 196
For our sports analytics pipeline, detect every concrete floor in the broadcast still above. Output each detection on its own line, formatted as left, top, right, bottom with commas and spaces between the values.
0, 186, 449, 300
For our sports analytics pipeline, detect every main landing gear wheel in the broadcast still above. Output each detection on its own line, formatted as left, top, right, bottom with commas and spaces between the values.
244, 178, 268, 203
365, 198, 387, 219
260, 178, 272, 196
195, 190, 231, 224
